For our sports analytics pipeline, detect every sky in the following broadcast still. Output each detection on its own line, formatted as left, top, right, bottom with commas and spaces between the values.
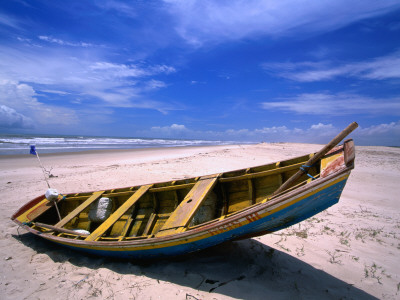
0, 0, 400, 146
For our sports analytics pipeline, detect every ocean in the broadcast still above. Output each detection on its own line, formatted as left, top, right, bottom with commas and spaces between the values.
0, 134, 239, 155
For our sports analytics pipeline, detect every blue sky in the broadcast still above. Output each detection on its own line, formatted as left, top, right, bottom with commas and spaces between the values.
0, 0, 400, 146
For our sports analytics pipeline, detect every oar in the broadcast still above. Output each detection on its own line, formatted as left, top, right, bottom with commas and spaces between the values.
272, 122, 358, 196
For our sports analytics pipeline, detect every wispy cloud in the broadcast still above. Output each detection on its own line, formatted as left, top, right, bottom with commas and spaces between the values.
38, 36, 96, 48
164, 0, 400, 46
89, 62, 175, 79
261, 93, 400, 116
0, 13, 20, 29
144, 79, 167, 90
94, 0, 138, 17
89, 62, 151, 78
262, 51, 400, 81
0, 43, 177, 111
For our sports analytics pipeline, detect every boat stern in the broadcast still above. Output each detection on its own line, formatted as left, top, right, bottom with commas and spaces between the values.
321, 139, 355, 178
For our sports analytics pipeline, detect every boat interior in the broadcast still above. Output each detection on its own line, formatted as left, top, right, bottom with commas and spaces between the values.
25, 149, 339, 242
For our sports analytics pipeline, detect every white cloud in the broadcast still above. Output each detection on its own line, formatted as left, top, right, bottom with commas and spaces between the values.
146, 123, 335, 143
355, 121, 400, 146
0, 105, 34, 129
144, 79, 167, 90
150, 65, 176, 75
262, 51, 400, 81
39, 89, 71, 95
261, 93, 400, 116
0, 79, 40, 110
143, 121, 400, 146
164, 0, 400, 46
148, 124, 192, 138
310, 123, 334, 131
39, 36, 95, 48
0, 43, 177, 111
0, 79, 79, 127
223, 124, 338, 143
358, 121, 400, 136
89, 62, 149, 78
151, 123, 188, 133
248, 122, 400, 145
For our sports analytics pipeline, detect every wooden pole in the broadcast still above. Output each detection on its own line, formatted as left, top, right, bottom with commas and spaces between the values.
272, 122, 358, 196
34, 222, 89, 237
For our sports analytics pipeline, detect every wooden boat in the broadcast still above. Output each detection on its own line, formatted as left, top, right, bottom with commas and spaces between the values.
12, 123, 358, 259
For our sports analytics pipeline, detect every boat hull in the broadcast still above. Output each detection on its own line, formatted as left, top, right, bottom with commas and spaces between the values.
39, 172, 349, 259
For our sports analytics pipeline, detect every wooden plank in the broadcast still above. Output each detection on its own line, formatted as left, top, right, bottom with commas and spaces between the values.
219, 162, 304, 182
55, 191, 104, 228
155, 175, 220, 237
149, 183, 195, 193
142, 213, 157, 236
85, 185, 152, 241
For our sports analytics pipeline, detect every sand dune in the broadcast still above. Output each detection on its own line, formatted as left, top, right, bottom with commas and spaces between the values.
1, 143, 399, 299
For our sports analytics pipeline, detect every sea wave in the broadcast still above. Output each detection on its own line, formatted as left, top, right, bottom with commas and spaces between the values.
0, 134, 239, 155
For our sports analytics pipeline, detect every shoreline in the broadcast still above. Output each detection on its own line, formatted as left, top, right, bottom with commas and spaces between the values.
0, 133, 247, 156
0, 144, 241, 159
1, 140, 397, 160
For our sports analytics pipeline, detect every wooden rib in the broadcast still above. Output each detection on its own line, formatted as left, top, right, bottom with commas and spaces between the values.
55, 191, 104, 228
220, 181, 228, 216
155, 174, 220, 237
142, 193, 159, 236
245, 168, 255, 205
118, 194, 140, 240
219, 162, 304, 182
118, 218, 134, 241
248, 179, 255, 204
142, 214, 158, 236
85, 184, 152, 242
117, 206, 137, 241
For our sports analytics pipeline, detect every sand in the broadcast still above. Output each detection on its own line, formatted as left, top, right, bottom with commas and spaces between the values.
0, 143, 399, 299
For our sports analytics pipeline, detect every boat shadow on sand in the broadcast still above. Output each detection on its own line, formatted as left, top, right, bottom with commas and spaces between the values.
15, 233, 376, 299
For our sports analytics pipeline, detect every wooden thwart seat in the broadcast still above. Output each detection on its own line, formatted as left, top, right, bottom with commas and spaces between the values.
156, 175, 220, 237
55, 191, 104, 228
85, 185, 152, 242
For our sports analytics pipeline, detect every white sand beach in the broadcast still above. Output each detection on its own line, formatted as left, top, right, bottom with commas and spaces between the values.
1, 143, 399, 299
